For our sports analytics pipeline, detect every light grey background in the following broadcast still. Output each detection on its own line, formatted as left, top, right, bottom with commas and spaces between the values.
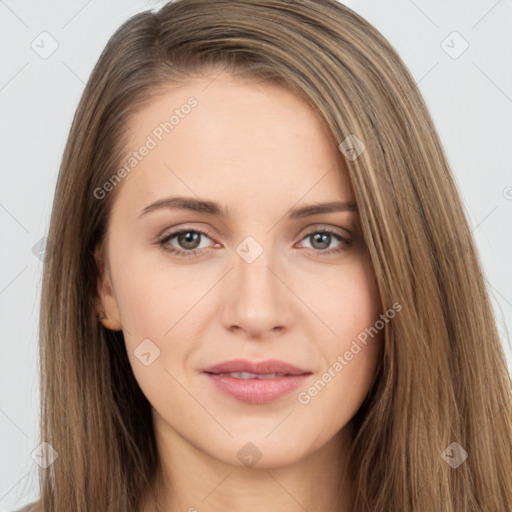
1, 1, 511, 510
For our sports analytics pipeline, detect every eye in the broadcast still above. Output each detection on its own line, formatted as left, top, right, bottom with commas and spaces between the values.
297, 227, 351, 255
157, 228, 216, 257
157, 226, 351, 257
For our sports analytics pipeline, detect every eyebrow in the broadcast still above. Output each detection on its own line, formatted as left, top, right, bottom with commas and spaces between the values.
138, 196, 358, 219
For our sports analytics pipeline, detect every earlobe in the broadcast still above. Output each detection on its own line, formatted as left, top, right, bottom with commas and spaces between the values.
96, 300, 123, 331
94, 245, 123, 331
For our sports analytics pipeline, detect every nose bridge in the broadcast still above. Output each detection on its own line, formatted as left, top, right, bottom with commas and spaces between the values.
223, 234, 292, 333
234, 235, 282, 301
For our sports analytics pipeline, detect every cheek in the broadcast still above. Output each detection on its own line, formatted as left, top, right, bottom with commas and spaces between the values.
109, 240, 181, 333
112, 267, 194, 411
108, 248, 203, 382
303, 261, 382, 409
115, 274, 172, 337
315, 256, 381, 344
300, 323, 382, 439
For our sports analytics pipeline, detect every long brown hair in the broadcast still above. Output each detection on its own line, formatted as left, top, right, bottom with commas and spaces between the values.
32, 0, 512, 510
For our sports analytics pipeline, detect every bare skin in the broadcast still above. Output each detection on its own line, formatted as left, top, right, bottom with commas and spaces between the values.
96, 70, 383, 512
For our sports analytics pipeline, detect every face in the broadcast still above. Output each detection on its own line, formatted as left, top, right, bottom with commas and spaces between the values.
96, 71, 383, 470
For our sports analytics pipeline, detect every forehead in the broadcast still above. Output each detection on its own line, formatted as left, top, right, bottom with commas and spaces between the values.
113, 74, 352, 218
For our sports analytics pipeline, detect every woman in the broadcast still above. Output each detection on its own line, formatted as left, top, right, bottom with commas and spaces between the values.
20, 0, 512, 510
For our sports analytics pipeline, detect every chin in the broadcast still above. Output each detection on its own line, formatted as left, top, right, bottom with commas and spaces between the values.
205, 432, 316, 470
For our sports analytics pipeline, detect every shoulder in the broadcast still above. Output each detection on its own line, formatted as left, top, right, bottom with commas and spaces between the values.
12, 506, 35, 512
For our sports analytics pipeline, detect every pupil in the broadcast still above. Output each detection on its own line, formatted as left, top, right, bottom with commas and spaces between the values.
179, 231, 200, 249
312, 233, 330, 250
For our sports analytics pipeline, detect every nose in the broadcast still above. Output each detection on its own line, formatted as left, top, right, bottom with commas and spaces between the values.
220, 248, 294, 339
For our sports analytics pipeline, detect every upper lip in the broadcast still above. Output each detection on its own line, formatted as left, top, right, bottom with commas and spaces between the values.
202, 358, 311, 375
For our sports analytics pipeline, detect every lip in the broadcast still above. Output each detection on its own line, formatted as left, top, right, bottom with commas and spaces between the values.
202, 358, 310, 375
202, 358, 312, 404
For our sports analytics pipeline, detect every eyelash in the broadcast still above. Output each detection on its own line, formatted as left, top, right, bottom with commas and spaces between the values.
156, 226, 351, 258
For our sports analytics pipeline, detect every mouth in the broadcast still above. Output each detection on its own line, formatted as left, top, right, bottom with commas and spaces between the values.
202, 359, 312, 404
208, 371, 294, 379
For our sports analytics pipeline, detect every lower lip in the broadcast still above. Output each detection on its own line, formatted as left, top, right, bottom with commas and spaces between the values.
203, 373, 311, 404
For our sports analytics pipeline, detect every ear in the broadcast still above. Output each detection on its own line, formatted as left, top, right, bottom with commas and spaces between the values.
94, 244, 123, 331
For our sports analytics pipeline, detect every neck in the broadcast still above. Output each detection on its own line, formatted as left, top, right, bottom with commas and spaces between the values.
144, 420, 355, 512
